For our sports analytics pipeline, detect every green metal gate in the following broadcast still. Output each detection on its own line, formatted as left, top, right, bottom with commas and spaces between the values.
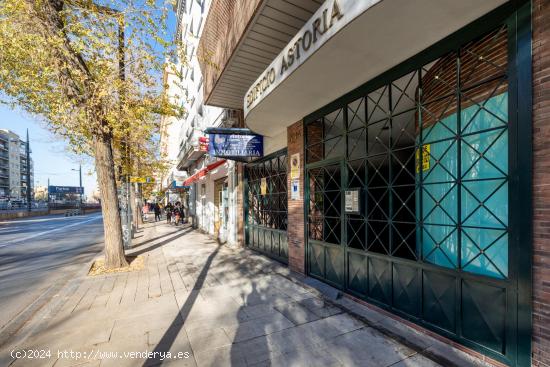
245, 149, 288, 263
304, 4, 531, 366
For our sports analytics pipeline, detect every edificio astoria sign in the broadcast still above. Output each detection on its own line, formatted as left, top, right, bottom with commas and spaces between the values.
244, 0, 381, 117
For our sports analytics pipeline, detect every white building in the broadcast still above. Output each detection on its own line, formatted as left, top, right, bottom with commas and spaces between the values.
160, 0, 239, 245
0, 129, 33, 200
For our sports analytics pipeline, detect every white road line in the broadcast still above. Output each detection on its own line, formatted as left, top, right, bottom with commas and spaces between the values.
0, 215, 103, 248
0, 215, 93, 225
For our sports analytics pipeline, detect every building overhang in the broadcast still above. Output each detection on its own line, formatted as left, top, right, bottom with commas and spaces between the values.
176, 148, 204, 171
244, 0, 508, 137
198, 0, 324, 110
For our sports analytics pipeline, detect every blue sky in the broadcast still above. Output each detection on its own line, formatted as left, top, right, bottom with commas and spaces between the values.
0, 105, 98, 197
0, 2, 177, 199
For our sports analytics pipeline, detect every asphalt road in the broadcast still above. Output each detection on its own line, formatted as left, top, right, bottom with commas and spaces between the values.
0, 213, 104, 331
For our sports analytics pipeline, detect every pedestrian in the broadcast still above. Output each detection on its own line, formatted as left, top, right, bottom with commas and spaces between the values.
165, 203, 173, 224
174, 202, 181, 226
154, 203, 161, 222
180, 205, 186, 224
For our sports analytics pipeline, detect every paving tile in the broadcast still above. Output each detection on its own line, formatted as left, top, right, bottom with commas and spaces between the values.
93, 336, 148, 367
187, 328, 232, 353
27, 317, 116, 348
230, 336, 281, 366
183, 313, 244, 331
111, 311, 182, 342
392, 353, 442, 367
273, 301, 320, 325
326, 327, 416, 367
296, 314, 365, 342
223, 313, 294, 343
258, 347, 344, 367
297, 297, 341, 318
193, 345, 246, 367
335, 298, 386, 324
265, 327, 325, 354
240, 303, 278, 320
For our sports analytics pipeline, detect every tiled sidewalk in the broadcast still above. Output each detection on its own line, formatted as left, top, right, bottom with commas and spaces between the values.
0, 222, 492, 367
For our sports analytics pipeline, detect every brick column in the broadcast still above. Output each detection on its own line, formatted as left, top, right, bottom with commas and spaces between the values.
532, 0, 550, 365
287, 121, 306, 274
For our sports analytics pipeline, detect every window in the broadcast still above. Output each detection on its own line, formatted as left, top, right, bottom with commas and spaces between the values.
306, 26, 509, 279
196, 17, 203, 36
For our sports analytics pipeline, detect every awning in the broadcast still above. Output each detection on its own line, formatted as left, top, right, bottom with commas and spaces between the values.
182, 160, 227, 186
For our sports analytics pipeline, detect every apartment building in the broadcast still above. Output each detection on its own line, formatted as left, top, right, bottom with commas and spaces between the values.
160, 0, 241, 245
195, 0, 550, 365
0, 129, 33, 200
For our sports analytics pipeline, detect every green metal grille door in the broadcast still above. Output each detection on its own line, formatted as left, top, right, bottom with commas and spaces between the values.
304, 7, 531, 365
245, 150, 288, 263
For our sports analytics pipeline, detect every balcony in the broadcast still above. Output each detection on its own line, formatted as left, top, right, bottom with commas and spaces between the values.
176, 128, 206, 170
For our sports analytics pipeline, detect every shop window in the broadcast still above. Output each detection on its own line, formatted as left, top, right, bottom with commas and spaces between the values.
306, 26, 509, 279
246, 154, 288, 231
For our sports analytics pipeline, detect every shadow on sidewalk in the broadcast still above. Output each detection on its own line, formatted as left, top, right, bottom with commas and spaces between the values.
129, 226, 193, 257
132, 226, 188, 247
230, 282, 268, 366
142, 243, 222, 367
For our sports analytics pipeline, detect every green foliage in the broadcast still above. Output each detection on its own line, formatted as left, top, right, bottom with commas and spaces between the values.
0, 0, 182, 175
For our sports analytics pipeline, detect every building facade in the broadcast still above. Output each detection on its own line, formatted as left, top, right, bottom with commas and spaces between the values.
0, 129, 33, 200
196, 0, 550, 365
161, 0, 242, 245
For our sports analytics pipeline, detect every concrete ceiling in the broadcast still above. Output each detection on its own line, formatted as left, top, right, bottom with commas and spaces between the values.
207, 0, 323, 109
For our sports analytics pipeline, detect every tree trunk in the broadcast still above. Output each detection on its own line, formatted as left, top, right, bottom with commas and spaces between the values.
93, 133, 128, 269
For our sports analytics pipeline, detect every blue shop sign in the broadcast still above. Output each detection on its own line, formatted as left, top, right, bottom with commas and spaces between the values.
49, 186, 84, 194
208, 133, 263, 158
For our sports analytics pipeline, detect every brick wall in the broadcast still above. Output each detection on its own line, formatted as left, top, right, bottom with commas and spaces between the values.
420, 27, 508, 127
197, 0, 262, 105
532, 1, 550, 366
287, 121, 306, 274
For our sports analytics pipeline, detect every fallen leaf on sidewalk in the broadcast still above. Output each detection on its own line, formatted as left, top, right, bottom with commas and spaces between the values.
88, 256, 144, 276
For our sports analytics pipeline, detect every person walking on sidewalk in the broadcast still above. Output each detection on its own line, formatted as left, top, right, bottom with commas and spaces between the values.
165, 202, 173, 224
154, 203, 161, 222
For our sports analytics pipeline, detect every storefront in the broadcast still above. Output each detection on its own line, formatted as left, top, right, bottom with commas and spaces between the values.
241, 1, 533, 365
185, 158, 239, 244
244, 149, 289, 263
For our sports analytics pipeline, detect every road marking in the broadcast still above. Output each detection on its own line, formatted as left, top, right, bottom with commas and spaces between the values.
0, 215, 103, 248
0, 215, 94, 225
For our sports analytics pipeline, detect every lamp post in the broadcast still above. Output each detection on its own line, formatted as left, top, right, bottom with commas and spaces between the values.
71, 165, 82, 207
25, 129, 31, 212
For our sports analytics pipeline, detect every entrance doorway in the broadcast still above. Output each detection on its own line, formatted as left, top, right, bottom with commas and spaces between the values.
245, 150, 288, 263
214, 178, 228, 239
304, 13, 530, 366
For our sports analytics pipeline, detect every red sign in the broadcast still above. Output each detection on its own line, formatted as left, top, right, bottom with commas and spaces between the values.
199, 136, 209, 152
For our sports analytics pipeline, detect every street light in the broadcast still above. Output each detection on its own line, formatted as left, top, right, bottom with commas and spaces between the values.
71, 165, 82, 207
